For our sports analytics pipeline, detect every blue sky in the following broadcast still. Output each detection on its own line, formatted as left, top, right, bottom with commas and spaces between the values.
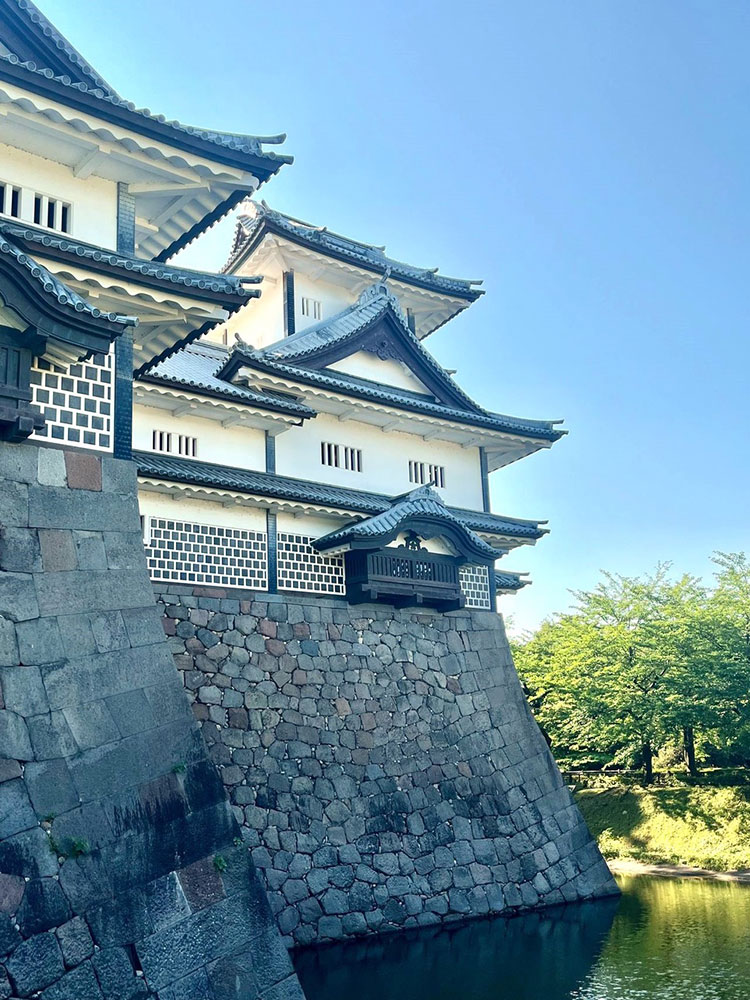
44, 0, 750, 633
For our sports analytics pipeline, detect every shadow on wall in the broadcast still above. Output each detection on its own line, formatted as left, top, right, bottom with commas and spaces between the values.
294, 895, 621, 1000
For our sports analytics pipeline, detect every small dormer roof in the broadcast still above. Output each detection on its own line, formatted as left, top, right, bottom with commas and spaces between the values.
223, 202, 483, 306
223, 282, 483, 413
218, 283, 566, 447
312, 484, 500, 563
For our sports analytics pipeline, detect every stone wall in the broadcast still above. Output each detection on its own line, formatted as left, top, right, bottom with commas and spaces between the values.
158, 586, 617, 948
0, 442, 304, 1000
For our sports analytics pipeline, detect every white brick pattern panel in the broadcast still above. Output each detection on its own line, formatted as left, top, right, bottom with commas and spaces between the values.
146, 517, 268, 590
30, 349, 114, 451
277, 532, 345, 596
460, 564, 492, 609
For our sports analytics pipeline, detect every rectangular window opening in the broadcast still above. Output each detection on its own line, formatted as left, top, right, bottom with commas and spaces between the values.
321, 441, 361, 472
409, 460, 446, 488
301, 296, 322, 320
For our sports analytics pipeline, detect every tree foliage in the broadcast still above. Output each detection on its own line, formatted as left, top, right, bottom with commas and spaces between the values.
513, 553, 750, 782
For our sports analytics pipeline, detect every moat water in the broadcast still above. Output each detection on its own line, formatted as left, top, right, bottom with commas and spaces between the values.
294, 875, 750, 1000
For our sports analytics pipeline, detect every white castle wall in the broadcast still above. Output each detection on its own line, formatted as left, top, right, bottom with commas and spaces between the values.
133, 404, 266, 471
275, 412, 484, 510
0, 144, 117, 248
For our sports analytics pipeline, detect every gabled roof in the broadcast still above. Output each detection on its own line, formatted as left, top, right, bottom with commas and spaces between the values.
134, 450, 546, 544
311, 485, 500, 563
217, 285, 565, 443
223, 202, 484, 303
223, 283, 483, 413
0, 229, 135, 361
138, 341, 316, 420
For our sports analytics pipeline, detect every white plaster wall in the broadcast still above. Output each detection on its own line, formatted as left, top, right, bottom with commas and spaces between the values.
293, 273, 356, 332
138, 491, 267, 534
275, 413, 484, 510
0, 145, 117, 248
277, 511, 347, 539
213, 263, 286, 350
133, 403, 266, 471
328, 352, 432, 395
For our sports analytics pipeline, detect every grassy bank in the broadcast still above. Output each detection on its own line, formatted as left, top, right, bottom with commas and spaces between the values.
574, 786, 750, 872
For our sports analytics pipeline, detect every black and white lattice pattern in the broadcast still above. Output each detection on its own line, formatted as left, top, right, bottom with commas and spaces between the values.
460, 564, 492, 609
146, 517, 268, 589
277, 532, 345, 595
30, 350, 113, 451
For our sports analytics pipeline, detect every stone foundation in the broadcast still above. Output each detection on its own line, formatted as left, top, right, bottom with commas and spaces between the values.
0, 442, 303, 1000
158, 586, 617, 948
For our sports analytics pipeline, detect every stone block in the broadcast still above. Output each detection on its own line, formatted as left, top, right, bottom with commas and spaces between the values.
37, 448, 66, 487
5, 931, 64, 995
14, 619, 63, 668
24, 759, 79, 817
27, 711, 78, 759
63, 700, 120, 750
16, 878, 72, 936
90, 612, 130, 653
0, 872, 25, 913
91, 947, 147, 1000
104, 689, 156, 738
64, 451, 102, 491
101, 456, 137, 495
0, 710, 33, 760
56, 916, 94, 968
0, 480, 28, 528
35, 569, 154, 618
121, 606, 164, 648
73, 532, 108, 571
28, 487, 140, 533
0, 619, 18, 669
0, 572, 39, 622
38, 530, 77, 573
40, 961, 104, 1000
0, 778, 36, 837
0, 527, 41, 573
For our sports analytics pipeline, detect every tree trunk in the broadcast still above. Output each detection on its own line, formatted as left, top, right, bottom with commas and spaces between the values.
683, 725, 698, 776
642, 741, 654, 785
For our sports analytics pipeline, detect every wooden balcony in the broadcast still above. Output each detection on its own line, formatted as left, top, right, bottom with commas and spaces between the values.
344, 548, 466, 611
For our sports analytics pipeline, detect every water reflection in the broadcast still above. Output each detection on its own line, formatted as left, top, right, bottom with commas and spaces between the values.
574, 876, 750, 1000
295, 895, 619, 1000
295, 877, 750, 1000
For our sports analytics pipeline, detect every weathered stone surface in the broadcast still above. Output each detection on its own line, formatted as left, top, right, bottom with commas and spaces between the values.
161, 587, 617, 948
0, 442, 304, 1000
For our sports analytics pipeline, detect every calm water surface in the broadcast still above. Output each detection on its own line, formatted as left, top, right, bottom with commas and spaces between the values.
294, 875, 750, 1000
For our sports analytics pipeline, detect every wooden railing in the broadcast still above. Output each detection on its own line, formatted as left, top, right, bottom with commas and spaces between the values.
345, 548, 465, 611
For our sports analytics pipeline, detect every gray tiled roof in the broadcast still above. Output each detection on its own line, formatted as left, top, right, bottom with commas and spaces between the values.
139, 342, 315, 419
224, 203, 483, 300
0, 220, 260, 298
6, 0, 119, 96
0, 50, 291, 169
221, 284, 564, 440
312, 485, 500, 560
134, 451, 545, 541
495, 571, 530, 592
0, 231, 136, 328
232, 355, 564, 441
252, 283, 482, 413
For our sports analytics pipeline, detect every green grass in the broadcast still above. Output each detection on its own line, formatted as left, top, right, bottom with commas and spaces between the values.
575, 785, 750, 872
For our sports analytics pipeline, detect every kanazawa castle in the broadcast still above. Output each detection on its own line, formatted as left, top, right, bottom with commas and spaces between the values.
0, 0, 565, 615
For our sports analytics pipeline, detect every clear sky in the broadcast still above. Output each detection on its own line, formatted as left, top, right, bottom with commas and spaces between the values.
42, 0, 750, 634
